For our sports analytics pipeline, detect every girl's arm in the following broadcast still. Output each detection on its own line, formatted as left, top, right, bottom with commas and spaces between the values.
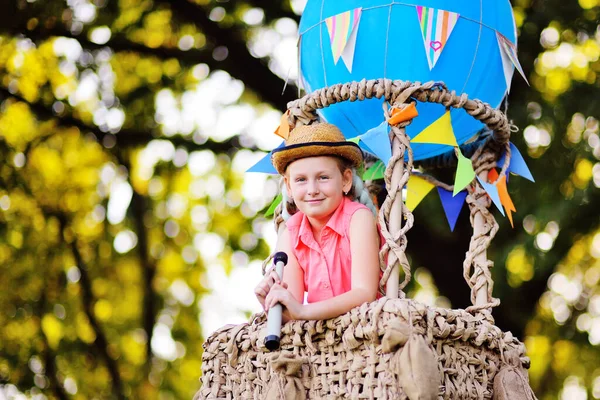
276, 226, 305, 322
255, 225, 304, 322
265, 208, 380, 321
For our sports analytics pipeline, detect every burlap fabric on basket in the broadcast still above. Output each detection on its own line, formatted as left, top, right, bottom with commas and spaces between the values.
196, 297, 532, 399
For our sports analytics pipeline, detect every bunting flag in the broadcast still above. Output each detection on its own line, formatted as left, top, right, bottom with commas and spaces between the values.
487, 168, 499, 183
350, 133, 375, 155
498, 142, 535, 182
363, 160, 386, 181
411, 111, 458, 147
488, 169, 517, 227
437, 187, 467, 231
497, 34, 516, 93
274, 111, 290, 139
454, 150, 475, 196
360, 121, 392, 165
246, 151, 278, 174
265, 194, 282, 217
416, 6, 460, 70
477, 176, 505, 216
325, 8, 362, 72
389, 103, 419, 125
496, 32, 529, 85
497, 176, 516, 227
406, 175, 435, 211
358, 141, 376, 156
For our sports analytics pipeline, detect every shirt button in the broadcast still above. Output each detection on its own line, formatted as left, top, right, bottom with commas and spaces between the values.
324, 283, 329, 289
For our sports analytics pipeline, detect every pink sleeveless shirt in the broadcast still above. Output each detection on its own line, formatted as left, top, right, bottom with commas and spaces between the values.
286, 197, 371, 303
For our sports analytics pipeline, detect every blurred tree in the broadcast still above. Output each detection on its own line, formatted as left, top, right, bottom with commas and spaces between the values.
0, 0, 598, 399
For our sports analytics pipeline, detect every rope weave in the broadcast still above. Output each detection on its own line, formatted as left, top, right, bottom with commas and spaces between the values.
287, 79, 510, 146
462, 140, 510, 313
377, 102, 414, 296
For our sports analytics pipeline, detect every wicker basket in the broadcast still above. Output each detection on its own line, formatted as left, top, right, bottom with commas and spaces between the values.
198, 298, 532, 399
196, 80, 536, 400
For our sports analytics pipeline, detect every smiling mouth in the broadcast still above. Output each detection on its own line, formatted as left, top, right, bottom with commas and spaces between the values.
305, 199, 325, 203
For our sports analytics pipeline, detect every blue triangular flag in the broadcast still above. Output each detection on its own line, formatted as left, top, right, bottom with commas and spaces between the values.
498, 142, 535, 182
437, 187, 467, 231
358, 140, 376, 157
247, 152, 278, 174
359, 121, 391, 165
497, 151, 509, 182
476, 176, 505, 216
246, 142, 285, 174
508, 142, 534, 182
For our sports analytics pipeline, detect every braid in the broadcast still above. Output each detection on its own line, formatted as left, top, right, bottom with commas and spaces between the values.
280, 178, 296, 222
351, 169, 377, 216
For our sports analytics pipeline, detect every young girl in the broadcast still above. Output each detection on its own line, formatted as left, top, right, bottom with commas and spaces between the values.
254, 122, 381, 321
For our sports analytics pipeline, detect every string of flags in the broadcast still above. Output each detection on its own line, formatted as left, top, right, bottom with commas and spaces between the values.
319, 5, 527, 83
404, 175, 468, 232
410, 111, 476, 196
249, 105, 534, 230
358, 109, 533, 230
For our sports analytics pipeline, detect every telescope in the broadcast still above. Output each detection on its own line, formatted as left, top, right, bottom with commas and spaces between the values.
264, 251, 288, 351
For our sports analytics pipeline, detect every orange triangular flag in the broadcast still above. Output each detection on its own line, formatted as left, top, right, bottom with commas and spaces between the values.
488, 168, 499, 183
488, 169, 516, 227
389, 103, 419, 125
496, 175, 516, 227
274, 110, 290, 139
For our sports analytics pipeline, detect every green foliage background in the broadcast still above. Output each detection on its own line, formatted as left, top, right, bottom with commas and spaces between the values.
0, 0, 599, 399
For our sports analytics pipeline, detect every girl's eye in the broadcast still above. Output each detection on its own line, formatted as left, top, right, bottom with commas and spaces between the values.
295, 177, 306, 183
319, 175, 329, 180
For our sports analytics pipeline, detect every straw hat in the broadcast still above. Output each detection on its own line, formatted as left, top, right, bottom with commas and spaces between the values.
271, 123, 363, 174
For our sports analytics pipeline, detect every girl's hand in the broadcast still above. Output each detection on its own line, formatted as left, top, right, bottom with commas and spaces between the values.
254, 269, 288, 311
264, 283, 304, 321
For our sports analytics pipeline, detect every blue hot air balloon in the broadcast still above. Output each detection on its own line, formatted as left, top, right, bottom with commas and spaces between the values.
298, 0, 522, 161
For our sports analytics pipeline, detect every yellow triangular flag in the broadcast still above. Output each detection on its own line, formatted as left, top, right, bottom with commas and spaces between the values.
411, 111, 458, 147
406, 176, 435, 211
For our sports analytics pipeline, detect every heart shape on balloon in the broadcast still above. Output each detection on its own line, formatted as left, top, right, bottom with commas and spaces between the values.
430, 41, 443, 51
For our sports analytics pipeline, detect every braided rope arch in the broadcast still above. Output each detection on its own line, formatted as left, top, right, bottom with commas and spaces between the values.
276, 78, 513, 313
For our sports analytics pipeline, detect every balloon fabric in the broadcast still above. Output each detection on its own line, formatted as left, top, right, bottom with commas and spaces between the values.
298, 0, 519, 161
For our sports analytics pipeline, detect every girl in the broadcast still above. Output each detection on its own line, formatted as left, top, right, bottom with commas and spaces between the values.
254, 122, 381, 321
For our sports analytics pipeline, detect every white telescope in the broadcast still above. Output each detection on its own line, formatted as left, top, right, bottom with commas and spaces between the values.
264, 251, 288, 351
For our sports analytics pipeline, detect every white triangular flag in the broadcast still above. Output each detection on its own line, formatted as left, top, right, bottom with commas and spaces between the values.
340, 14, 361, 72
498, 36, 516, 93
496, 32, 529, 86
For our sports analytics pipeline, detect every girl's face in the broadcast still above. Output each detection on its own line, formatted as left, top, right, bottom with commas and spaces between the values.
285, 156, 353, 223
